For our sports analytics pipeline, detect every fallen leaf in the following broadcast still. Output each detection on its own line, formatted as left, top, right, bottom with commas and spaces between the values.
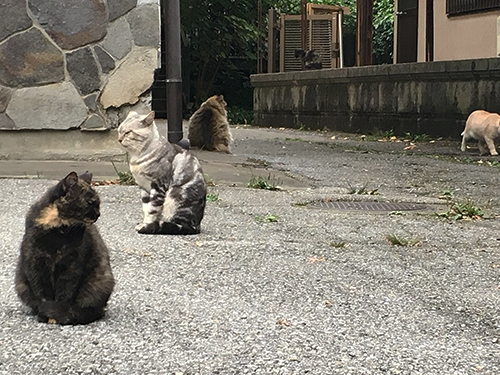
308, 256, 326, 263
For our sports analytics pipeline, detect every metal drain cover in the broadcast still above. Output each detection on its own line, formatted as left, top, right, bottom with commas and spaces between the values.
309, 201, 427, 211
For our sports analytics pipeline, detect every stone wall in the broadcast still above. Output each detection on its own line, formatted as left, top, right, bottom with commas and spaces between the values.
251, 58, 500, 138
0, 0, 160, 131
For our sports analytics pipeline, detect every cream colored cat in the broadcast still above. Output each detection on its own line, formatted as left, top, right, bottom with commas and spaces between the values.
461, 110, 500, 156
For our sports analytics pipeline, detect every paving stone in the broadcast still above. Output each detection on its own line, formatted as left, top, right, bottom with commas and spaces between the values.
0, 0, 32, 41
0, 85, 12, 112
108, 0, 137, 21
28, 0, 107, 50
6, 82, 88, 130
66, 47, 101, 95
0, 27, 64, 88
95, 46, 116, 74
99, 17, 133, 60
100, 46, 157, 108
127, 4, 160, 47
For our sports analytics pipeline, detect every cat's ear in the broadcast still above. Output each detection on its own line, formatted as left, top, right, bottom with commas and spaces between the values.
217, 95, 224, 101
142, 112, 155, 127
59, 172, 78, 194
80, 171, 93, 185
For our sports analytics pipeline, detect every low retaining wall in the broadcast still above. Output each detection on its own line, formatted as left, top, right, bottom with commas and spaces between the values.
251, 58, 500, 138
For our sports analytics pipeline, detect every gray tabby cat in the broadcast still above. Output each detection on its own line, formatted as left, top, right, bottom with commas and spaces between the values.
118, 111, 207, 234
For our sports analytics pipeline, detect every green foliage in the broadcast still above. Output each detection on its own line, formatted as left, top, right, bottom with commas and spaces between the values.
405, 132, 432, 142
269, 0, 393, 63
206, 193, 219, 202
248, 173, 282, 190
386, 233, 421, 247
373, 0, 394, 64
255, 214, 280, 223
227, 106, 254, 125
180, 0, 395, 116
181, 0, 258, 108
111, 162, 135, 185
347, 182, 379, 195
439, 199, 484, 220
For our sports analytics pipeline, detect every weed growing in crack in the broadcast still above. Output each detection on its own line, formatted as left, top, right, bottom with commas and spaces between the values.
255, 214, 280, 223
248, 173, 281, 191
438, 198, 484, 220
112, 162, 135, 185
347, 182, 379, 195
386, 233, 421, 247
206, 193, 219, 202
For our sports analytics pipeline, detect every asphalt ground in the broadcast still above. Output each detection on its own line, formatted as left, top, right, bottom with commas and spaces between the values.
0, 126, 499, 374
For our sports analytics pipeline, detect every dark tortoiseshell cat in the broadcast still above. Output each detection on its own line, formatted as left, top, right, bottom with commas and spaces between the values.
15, 172, 115, 325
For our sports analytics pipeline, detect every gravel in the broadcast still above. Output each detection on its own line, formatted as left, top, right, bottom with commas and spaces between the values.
0, 128, 499, 374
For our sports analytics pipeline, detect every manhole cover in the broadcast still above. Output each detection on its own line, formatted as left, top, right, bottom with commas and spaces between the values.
309, 201, 427, 211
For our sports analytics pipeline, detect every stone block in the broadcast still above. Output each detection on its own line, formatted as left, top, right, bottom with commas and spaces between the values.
81, 114, 107, 130
0, 113, 15, 129
66, 47, 101, 95
95, 46, 116, 74
127, 4, 160, 47
84, 93, 99, 112
108, 0, 137, 21
0, 85, 12, 112
0, 28, 64, 88
6, 82, 88, 130
100, 46, 157, 108
28, 0, 107, 50
100, 17, 133, 60
0, 0, 32, 42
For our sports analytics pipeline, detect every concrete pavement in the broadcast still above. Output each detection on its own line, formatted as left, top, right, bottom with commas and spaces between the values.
1, 124, 500, 374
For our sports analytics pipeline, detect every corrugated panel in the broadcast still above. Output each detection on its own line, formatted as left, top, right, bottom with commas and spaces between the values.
447, 0, 500, 15
282, 15, 338, 72
310, 18, 334, 69
283, 19, 303, 71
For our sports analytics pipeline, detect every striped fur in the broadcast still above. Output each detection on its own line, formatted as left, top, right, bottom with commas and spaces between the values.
187, 95, 232, 153
118, 111, 207, 235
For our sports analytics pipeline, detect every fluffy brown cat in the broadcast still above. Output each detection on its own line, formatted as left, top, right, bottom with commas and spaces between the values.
187, 95, 233, 153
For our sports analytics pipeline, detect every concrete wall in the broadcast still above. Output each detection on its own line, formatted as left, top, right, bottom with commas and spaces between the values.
0, 0, 160, 132
251, 58, 500, 138
416, 0, 500, 62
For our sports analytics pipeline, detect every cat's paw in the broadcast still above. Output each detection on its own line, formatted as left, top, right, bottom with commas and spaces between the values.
136, 222, 160, 234
38, 301, 72, 324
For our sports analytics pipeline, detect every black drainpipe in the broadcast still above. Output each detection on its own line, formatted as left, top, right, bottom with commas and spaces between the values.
160, 0, 183, 144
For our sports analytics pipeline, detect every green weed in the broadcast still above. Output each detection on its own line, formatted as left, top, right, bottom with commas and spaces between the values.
204, 174, 216, 187
404, 132, 432, 142
206, 193, 219, 202
438, 198, 484, 220
248, 173, 281, 191
386, 233, 421, 247
112, 162, 135, 185
347, 182, 379, 195
255, 214, 280, 223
